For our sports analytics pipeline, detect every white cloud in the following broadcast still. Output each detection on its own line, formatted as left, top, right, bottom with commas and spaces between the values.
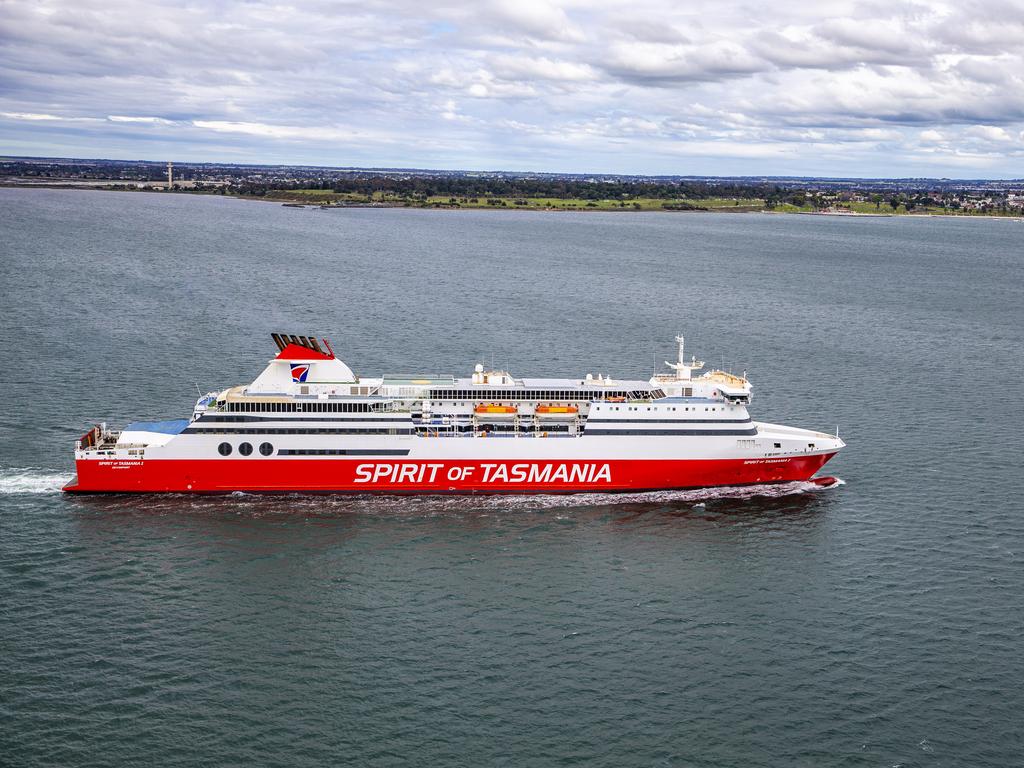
107, 115, 175, 124
487, 0, 585, 43
2, 111, 102, 122
2, 112, 66, 121
190, 120, 384, 143
966, 125, 1014, 142
602, 40, 765, 83
1, 0, 1024, 176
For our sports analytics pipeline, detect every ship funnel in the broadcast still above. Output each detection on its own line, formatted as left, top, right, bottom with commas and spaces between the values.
271, 333, 333, 357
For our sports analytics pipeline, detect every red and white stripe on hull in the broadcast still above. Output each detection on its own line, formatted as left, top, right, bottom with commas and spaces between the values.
63, 452, 837, 494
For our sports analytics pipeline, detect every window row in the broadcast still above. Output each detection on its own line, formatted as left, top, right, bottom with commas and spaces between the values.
194, 427, 412, 435
226, 401, 389, 413
609, 405, 724, 412
427, 388, 656, 402
201, 415, 410, 423
218, 441, 274, 456
277, 449, 411, 456
584, 428, 758, 436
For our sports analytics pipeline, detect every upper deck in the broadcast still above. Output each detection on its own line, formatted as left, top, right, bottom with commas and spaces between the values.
193, 333, 749, 423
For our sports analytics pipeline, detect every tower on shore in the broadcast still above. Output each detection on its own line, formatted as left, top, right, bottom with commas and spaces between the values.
167, 161, 173, 189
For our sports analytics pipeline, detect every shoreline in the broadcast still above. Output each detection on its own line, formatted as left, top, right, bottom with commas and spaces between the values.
3, 182, 1023, 220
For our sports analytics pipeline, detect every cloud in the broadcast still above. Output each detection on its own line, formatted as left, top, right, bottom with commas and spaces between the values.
107, 115, 175, 125
814, 18, 922, 58
2, 112, 69, 121
601, 40, 766, 83
965, 125, 1015, 142
487, 0, 584, 43
1, 0, 1024, 176
2, 111, 103, 123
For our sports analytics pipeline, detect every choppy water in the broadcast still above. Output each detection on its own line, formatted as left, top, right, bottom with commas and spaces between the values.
1, 189, 1022, 766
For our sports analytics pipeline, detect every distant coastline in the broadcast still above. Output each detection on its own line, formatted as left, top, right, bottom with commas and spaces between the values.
5, 182, 1024, 220
4, 156, 1024, 219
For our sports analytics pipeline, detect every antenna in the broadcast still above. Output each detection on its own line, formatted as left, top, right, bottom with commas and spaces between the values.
666, 333, 703, 381
195, 382, 202, 397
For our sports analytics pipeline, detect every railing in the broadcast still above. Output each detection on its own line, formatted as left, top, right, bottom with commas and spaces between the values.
416, 431, 579, 438
703, 370, 750, 387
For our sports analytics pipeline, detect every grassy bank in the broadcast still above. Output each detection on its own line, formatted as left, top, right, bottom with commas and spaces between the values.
267, 189, 1023, 216
6, 181, 1021, 217
272, 189, 766, 211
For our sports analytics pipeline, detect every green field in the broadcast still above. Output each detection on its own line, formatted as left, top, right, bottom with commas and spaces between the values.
422, 196, 764, 211
258, 189, 1022, 217
772, 201, 1019, 216
268, 189, 765, 211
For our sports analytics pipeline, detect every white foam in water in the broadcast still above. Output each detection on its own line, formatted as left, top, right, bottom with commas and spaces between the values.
469, 477, 845, 510
0, 467, 73, 494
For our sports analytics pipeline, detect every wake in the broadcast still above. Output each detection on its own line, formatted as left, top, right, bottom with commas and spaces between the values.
467, 477, 845, 510
0, 467, 73, 494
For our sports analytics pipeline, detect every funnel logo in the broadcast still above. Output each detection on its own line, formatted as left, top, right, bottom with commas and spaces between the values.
290, 363, 310, 383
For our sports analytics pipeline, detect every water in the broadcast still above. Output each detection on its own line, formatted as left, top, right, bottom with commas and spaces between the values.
1, 188, 1022, 766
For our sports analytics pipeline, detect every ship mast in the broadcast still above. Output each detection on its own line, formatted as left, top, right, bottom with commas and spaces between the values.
665, 334, 704, 381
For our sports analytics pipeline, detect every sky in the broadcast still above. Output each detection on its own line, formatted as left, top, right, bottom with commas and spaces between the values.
2, 0, 1024, 177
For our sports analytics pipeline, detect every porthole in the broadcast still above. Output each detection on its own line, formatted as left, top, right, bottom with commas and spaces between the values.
239, 442, 253, 456
218, 442, 232, 456
259, 442, 274, 456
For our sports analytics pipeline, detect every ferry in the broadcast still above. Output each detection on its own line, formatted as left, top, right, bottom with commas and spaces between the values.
63, 334, 844, 494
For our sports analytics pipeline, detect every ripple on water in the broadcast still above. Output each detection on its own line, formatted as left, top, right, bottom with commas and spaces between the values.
3, 194, 1024, 767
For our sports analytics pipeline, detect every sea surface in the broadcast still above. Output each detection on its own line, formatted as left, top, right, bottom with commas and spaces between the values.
1, 188, 1022, 767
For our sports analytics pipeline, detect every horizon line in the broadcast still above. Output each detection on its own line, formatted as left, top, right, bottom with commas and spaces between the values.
3, 154, 1023, 185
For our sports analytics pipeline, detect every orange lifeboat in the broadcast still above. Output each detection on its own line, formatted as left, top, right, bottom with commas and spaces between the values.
474, 403, 518, 415
535, 404, 579, 414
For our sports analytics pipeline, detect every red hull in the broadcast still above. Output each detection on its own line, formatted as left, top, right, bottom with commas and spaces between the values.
63, 454, 838, 494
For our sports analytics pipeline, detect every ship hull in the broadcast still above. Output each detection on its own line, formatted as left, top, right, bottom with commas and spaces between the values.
63, 452, 837, 494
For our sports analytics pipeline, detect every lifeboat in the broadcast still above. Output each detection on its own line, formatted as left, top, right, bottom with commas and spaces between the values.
535, 404, 579, 415
474, 403, 518, 416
